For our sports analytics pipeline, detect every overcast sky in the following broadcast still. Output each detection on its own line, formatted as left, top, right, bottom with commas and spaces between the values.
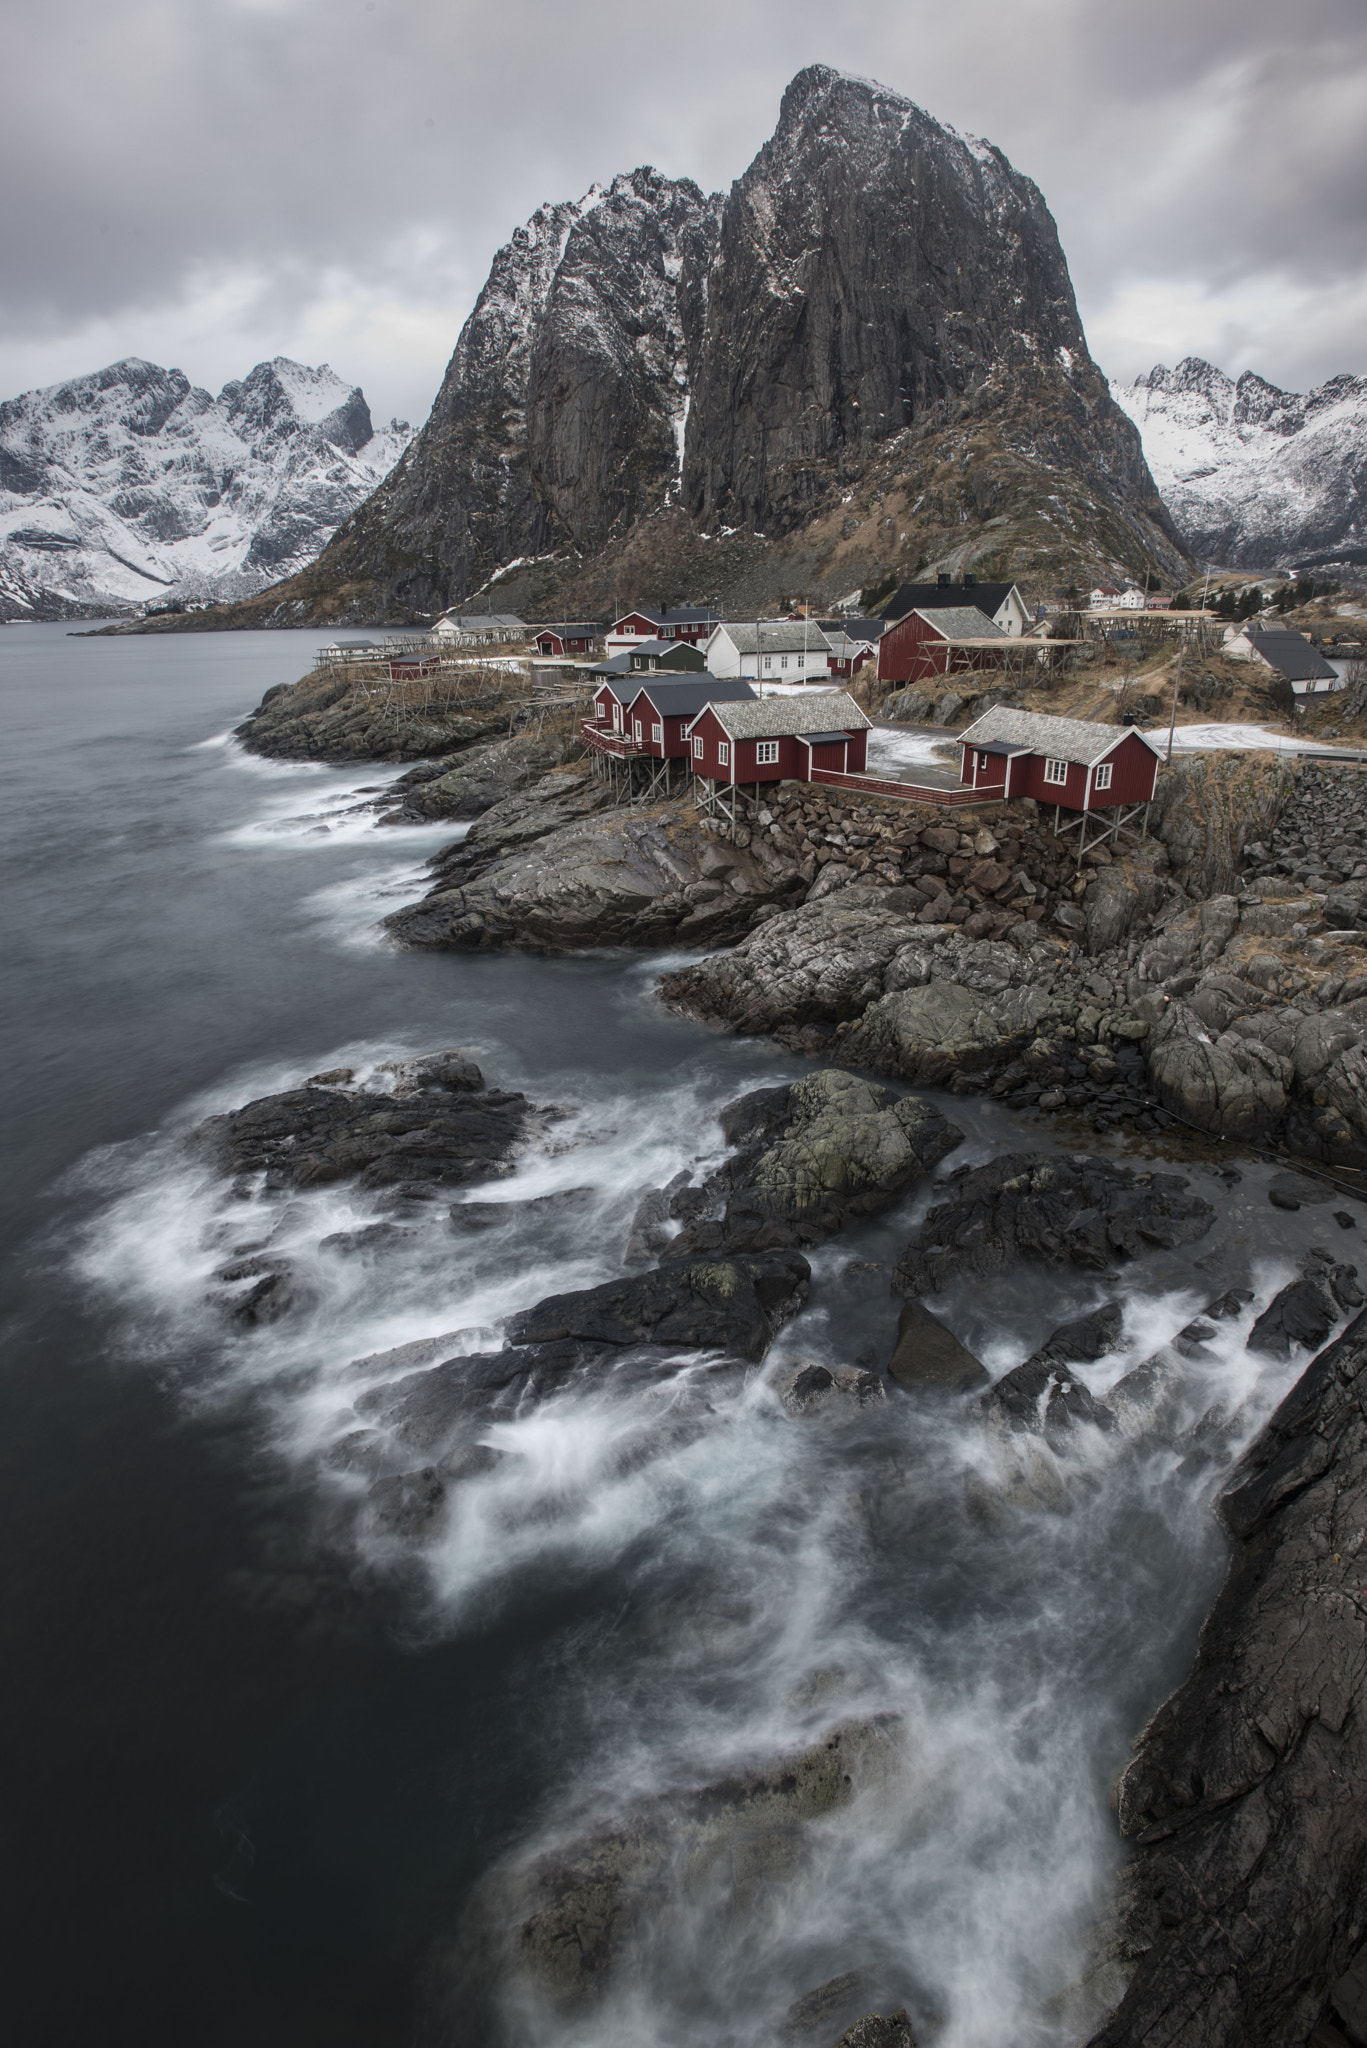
7, 0, 1366, 426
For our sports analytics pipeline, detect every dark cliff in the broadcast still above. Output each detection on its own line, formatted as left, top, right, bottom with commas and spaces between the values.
191, 66, 1187, 627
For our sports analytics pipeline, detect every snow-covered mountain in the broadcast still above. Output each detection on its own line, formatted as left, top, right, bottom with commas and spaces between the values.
1112, 358, 1367, 572
0, 357, 412, 615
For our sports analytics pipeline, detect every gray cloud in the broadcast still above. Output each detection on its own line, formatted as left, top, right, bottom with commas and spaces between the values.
6, 0, 1366, 423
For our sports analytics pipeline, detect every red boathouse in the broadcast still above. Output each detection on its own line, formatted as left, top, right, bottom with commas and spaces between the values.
957, 707, 1163, 856
684, 690, 871, 793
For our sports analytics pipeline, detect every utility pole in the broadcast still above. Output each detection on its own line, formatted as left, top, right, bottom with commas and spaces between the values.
1166, 627, 1185, 764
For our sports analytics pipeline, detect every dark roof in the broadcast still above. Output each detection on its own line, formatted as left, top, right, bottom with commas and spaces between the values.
627, 637, 706, 667
590, 654, 632, 677
799, 731, 855, 746
883, 581, 1015, 621
817, 617, 886, 639
1248, 627, 1338, 683
963, 738, 1029, 756
627, 677, 757, 716
613, 606, 721, 627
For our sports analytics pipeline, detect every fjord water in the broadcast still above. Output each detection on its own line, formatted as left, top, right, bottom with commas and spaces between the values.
0, 621, 1335, 2047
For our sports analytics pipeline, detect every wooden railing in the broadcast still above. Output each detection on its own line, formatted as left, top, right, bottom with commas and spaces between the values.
580, 719, 641, 759
810, 767, 983, 806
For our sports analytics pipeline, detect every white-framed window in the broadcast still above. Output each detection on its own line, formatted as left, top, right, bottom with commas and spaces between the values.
596, 701, 606, 719
693, 736, 704, 759
756, 740, 779, 765
1043, 757, 1067, 786
652, 722, 662, 743
796, 654, 804, 669
780, 655, 789, 670
978, 752, 989, 769
634, 719, 643, 742
1094, 761, 1113, 791
718, 742, 730, 767
763, 655, 773, 672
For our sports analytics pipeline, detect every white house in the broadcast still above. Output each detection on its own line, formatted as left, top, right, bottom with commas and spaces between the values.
881, 577, 1030, 637
703, 621, 834, 681
428, 612, 526, 645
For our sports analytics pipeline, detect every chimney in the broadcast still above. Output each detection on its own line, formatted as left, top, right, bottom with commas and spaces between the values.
963, 572, 977, 588
936, 571, 951, 588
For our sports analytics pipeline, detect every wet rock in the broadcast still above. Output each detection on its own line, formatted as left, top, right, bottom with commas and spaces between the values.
1107, 1353, 1189, 1442
841, 975, 1055, 1087
1143, 995, 1292, 1143
497, 1719, 901, 2012
982, 1356, 1115, 1444
885, 1299, 989, 1393
196, 1050, 535, 1194
1028, 1301, 1126, 1367
892, 1154, 1214, 1297
1268, 1170, 1335, 1211
449, 1187, 596, 1232
383, 732, 573, 821
506, 1250, 812, 1362
780, 1970, 868, 2039
832, 2012, 917, 2048
671, 1071, 962, 1254
388, 778, 793, 952
1089, 1311, 1367, 2047
1245, 1275, 1340, 1358
777, 1362, 886, 1417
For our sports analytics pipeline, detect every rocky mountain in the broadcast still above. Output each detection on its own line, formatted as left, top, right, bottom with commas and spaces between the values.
0, 356, 411, 617
216, 65, 1184, 629
1113, 357, 1367, 573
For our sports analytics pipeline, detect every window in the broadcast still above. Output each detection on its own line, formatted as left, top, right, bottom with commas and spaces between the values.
652, 722, 663, 743
693, 736, 704, 759
978, 752, 989, 769
634, 719, 643, 742
780, 655, 789, 670
796, 654, 804, 669
718, 742, 730, 767
1094, 762, 1113, 791
1043, 757, 1067, 786
756, 740, 779, 765
596, 701, 606, 719
763, 655, 773, 672
612, 705, 623, 731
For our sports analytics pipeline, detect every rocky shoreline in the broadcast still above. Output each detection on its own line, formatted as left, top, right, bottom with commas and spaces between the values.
235, 669, 1367, 2042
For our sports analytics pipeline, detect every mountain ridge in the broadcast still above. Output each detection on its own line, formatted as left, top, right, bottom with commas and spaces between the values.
0, 355, 412, 617
1112, 356, 1367, 573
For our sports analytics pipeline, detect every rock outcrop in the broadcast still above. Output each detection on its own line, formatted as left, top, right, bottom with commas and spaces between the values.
234, 667, 512, 763
1087, 1311, 1367, 2046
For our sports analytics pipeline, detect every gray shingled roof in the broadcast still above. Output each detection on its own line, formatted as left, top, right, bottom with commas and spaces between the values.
959, 706, 1159, 766
693, 690, 871, 740
911, 606, 1007, 640
711, 623, 834, 655
1248, 628, 1338, 684
628, 677, 756, 716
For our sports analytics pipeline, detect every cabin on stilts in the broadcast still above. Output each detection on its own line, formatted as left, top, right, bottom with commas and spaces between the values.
683, 690, 872, 824
956, 707, 1163, 862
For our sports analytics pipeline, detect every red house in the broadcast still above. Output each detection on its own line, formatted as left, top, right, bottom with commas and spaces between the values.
591, 678, 633, 733
389, 651, 439, 680
533, 621, 601, 657
684, 690, 871, 790
623, 676, 756, 758
605, 605, 721, 656
878, 605, 1011, 686
956, 708, 1162, 811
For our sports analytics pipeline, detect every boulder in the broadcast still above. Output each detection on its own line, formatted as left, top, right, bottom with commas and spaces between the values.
832, 2015, 917, 2048
384, 732, 573, 820
776, 1361, 886, 1416
841, 978, 1053, 1087
1144, 998, 1291, 1142
195, 1050, 536, 1194
982, 1356, 1115, 1444
892, 1154, 1214, 1297
670, 1071, 963, 1254
505, 1250, 811, 1361
885, 1298, 989, 1392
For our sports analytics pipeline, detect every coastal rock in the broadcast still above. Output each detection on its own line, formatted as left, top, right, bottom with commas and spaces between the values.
1144, 996, 1292, 1141
885, 1298, 989, 1393
776, 1361, 886, 1416
668, 1070, 963, 1254
381, 733, 574, 821
388, 781, 795, 952
236, 669, 510, 762
841, 975, 1053, 1087
495, 1719, 900, 2012
505, 1250, 811, 1362
831, 2014, 917, 2048
1087, 1311, 1367, 2046
892, 1155, 1214, 1297
1147, 751, 1298, 900
195, 1049, 535, 1194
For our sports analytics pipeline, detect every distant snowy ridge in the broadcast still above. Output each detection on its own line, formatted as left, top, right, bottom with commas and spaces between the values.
0, 356, 412, 615
1112, 357, 1367, 572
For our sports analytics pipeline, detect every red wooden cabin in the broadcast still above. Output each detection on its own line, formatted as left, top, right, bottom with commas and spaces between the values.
623, 676, 756, 757
877, 606, 1008, 687
534, 622, 599, 657
388, 652, 439, 680
591, 678, 633, 732
684, 691, 871, 787
957, 709, 1162, 810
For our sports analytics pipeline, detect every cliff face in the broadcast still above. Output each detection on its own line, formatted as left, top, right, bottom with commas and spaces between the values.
319, 169, 721, 612
205, 66, 1186, 626
1114, 356, 1367, 572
